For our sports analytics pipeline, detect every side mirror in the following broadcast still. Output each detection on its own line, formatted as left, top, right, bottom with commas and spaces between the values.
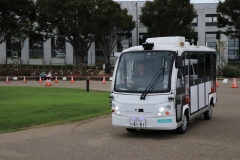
175, 56, 183, 68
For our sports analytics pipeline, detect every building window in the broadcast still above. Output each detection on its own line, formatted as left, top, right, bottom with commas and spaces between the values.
95, 43, 105, 62
73, 49, 88, 64
228, 37, 239, 60
206, 33, 217, 49
205, 14, 219, 26
189, 17, 198, 26
6, 40, 21, 58
51, 36, 66, 58
29, 38, 43, 59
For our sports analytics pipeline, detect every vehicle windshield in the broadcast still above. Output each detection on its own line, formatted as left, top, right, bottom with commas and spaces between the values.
114, 51, 175, 93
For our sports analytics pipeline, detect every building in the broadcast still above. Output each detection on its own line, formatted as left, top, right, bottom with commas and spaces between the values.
119, 2, 236, 67
0, 1, 238, 67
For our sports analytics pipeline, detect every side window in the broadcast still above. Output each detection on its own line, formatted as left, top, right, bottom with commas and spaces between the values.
183, 53, 189, 84
198, 53, 205, 78
189, 53, 198, 85
211, 53, 216, 80
205, 54, 211, 79
177, 67, 184, 88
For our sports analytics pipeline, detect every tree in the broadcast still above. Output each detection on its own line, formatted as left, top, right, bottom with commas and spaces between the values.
94, 0, 135, 62
36, 0, 97, 65
139, 0, 197, 39
0, 0, 36, 52
217, 0, 240, 39
216, 39, 227, 75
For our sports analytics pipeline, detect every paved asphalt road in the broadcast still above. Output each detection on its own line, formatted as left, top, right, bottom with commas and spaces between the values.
0, 79, 240, 160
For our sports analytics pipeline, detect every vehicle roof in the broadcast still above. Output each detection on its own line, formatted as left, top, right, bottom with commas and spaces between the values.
121, 36, 216, 56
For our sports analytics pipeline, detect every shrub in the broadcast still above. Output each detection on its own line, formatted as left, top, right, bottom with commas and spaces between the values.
23, 71, 31, 76
237, 65, 240, 70
222, 66, 240, 78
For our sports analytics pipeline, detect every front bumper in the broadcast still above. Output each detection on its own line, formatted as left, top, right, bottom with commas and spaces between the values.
112, 114, 177, 130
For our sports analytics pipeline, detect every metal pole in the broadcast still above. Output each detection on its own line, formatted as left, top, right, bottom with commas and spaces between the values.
6, 49, 8, 76
86, 76, 89, 92
5, 40, 8, 76
136, 2, 139, 46
91, 53, 92, 66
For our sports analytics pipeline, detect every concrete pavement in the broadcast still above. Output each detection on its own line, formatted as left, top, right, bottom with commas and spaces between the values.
0, 79, 240, 159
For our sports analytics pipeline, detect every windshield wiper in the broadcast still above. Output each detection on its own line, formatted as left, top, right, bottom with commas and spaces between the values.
140, 67, 166, 100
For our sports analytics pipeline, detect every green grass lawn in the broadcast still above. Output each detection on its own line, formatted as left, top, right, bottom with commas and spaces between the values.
0, 86, 110, 133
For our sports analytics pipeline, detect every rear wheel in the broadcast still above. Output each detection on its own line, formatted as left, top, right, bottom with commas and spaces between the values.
204, 105, 212, 120
176, 112, 188, 134
126, 128, 137, 132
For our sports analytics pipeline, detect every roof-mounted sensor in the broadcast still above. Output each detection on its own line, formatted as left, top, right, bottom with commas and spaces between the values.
142, 42, 154, 50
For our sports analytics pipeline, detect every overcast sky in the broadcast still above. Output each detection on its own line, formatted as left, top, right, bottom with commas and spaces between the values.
114, 0, 224, 3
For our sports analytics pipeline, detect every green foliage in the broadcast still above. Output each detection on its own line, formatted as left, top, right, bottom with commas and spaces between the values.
36, 0, 135, 64
95, 0, 135, 61
0, 87, 110, 133
63, 64, 74, 70
217, 0, 240, 38
222, 66, 240, 78
36, 0, 97, 64
140, 0, 197, 39
23, 71, 31, 76
0, 0, 36, 48
32, 56, 42, 59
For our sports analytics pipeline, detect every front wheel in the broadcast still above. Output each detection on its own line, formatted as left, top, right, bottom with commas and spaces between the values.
176, 112, 188, 134
204, 105, 212, 120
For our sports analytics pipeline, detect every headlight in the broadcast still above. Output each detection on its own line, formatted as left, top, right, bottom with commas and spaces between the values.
158, 106, 171, 116
112, 103, 121, 115
159, 107, 164, 112
157, 107, 164, 116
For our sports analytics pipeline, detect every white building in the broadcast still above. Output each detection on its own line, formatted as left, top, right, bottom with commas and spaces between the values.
0, 2, 238, 66
120, 2, 235, 66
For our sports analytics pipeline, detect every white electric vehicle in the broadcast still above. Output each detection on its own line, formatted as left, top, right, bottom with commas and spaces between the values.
110, 36, 217, 134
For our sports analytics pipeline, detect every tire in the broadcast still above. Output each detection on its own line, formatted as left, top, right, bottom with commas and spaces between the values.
204, 105, 212, 120
176, 112, 188, 134
126, 128, 137, 132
